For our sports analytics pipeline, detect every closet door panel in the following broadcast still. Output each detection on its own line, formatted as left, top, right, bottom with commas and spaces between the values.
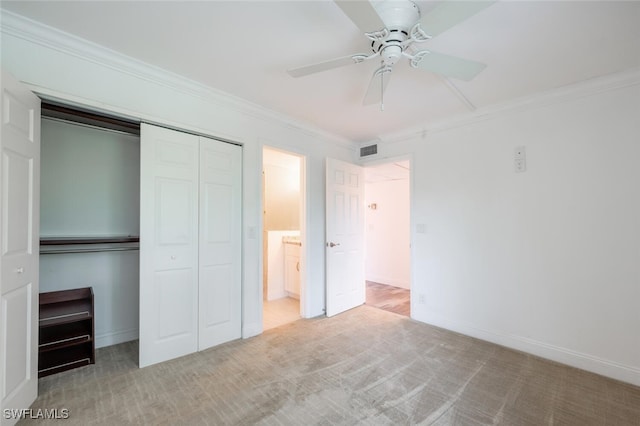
154, 268, 195, 340
140, 124, 198, 368
201, 265, 232, 326
202, 182, 233, 263
198, 137, 241, 350
154, 177, 197, 266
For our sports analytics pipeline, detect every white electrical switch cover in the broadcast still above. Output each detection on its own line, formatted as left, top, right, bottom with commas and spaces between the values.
416, 223, 427, 234
514, 146, 526, 160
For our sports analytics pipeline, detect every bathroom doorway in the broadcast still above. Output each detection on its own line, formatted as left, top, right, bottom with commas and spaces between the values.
364, 160, 411, 317
262, 147, 306, 330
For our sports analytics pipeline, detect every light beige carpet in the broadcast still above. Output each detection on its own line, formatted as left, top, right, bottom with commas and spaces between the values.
21, 306, 640, 425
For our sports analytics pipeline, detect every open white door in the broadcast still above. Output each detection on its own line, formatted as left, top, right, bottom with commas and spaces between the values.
325, 158, 365, 317
198, 136, 241, 350
0, 71, 40, 424
139, 124, 199, 368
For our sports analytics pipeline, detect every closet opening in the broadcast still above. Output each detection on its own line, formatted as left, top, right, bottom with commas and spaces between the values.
262, 147, 306, 330
363, 160, 411, 317
39, 102, 141, 373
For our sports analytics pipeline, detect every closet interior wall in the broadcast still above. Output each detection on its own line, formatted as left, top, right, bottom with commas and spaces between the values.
39, 105, 141, 349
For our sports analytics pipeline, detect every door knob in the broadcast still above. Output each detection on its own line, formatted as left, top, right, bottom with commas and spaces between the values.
328, 242, 340, 248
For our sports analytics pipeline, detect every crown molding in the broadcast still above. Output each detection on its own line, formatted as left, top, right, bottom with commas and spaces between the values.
0, 10, 354, 149
378, 66, 640, 146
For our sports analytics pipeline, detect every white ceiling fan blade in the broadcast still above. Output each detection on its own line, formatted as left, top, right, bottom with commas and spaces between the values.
288, 54, 370, 78
412, 51, 486, 81
335, 0, 386, 33
363, 67, 392, 105
420, 1, 495, 37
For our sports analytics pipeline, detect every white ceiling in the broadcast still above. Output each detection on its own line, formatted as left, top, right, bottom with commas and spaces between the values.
3, 1, 640, 142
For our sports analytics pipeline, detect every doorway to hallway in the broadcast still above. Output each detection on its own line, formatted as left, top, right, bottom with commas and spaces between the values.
363, 160, 411, 317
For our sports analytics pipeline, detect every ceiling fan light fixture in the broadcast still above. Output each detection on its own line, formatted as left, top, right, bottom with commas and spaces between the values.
382, 45, 403, 66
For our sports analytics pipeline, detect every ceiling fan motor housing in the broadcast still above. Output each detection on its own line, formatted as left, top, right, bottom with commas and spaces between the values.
375, 0, 420, 30
371, 0, 421, 66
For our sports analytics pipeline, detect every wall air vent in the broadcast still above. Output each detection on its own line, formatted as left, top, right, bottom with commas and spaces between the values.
360, 144, 378, 158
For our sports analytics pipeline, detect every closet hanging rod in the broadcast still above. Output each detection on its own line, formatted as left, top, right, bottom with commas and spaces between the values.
40, 246, 139, 255
40, 236, 140, 245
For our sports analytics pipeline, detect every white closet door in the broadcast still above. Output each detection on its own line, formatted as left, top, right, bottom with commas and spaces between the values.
198, 137, 242, 350
139, 124, 199, 368
0, 70, 40, 424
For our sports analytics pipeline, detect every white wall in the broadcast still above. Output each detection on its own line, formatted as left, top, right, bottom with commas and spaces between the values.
263, 148, 301, 232
1, 12, 354, 337
365, 178, 410, 288
368, 78, 640, 386
40, 252, 139, 348
40, 118, 140, 237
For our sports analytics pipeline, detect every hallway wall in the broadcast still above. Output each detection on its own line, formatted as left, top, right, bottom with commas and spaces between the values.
365, 177, 410, 289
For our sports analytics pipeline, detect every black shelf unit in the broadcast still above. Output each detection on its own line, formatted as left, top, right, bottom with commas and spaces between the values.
38, 287, 95, 377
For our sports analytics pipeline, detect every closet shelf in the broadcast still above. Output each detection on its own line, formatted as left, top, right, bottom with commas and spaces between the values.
40, 236, 140, 254
40, 236, 139, 245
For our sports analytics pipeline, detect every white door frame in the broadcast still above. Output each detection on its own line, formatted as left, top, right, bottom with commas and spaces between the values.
260, 145, 308, 319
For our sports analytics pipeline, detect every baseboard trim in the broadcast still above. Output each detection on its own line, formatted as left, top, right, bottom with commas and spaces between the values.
413, 311, 640, 387
366, 275, 410, 289
267, 290, 287, 301
95, 328, 138, 349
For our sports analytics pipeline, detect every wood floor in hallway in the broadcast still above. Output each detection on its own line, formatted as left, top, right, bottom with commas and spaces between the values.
365, 281, 410, 317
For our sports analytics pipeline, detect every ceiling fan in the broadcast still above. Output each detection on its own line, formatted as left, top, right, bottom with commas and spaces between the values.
287, 0, 494, 107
